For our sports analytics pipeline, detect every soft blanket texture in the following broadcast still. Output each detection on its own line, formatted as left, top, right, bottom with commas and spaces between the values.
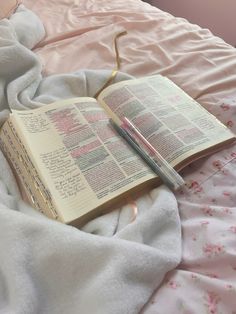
23, 0, 236, 312
0, 5, 181, 314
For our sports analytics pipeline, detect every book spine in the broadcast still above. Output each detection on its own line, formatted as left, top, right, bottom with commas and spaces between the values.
2, 121, 59, 220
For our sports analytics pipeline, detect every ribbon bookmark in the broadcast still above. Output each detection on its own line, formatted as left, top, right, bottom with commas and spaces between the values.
94, 30, 127, 99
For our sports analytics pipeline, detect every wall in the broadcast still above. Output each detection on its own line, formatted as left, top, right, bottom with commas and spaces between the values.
150, 0, 236, 46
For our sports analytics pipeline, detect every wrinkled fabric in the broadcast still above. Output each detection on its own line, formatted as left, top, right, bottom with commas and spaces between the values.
22, 0, 236, 312
0, 5, 181, 314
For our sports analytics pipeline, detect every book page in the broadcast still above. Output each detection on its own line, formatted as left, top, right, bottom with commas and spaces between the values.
11, 98, 155, 223
98, 75, 235, 168
0, 120, 59, 219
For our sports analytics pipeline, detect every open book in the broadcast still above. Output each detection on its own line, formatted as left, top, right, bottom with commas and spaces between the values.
0, 75, 235, 226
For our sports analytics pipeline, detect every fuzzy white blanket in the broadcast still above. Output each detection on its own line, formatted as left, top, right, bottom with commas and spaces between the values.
0, 5, 181, 314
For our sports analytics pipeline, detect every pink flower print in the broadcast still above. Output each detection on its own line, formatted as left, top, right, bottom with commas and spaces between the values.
223, 191, 231, 197
206, 273, 219, 279
226, 120, 234, 128
191, 273, 198, 279
192, 235, 197, 241
205, 291, 220, 314
167, 280, 180, 289
229, 226, 236, 233
226, 284, 233, 289
203, 243, 225, 258
223, 207, 232, 214
178, 188, 185, 196
222, 169, 229, 175
220, 103, 230, 111
201, 220, 210, 226
190, 180, 203, 193
230, 152, 236, 158
212, 160, 223, 170
202, 206, 214, 216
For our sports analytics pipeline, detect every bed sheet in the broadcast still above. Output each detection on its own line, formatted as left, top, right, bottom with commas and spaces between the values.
23, 0, 236, 312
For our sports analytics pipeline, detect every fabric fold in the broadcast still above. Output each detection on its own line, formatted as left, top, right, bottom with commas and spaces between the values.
0, 5, 181, 314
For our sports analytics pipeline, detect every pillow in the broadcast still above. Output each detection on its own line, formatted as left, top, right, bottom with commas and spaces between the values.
0, 0, 21, 19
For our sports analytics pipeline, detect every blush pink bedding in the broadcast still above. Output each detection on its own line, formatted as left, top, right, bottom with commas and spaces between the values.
23, 0, 236, 312
0, 0, 21, 19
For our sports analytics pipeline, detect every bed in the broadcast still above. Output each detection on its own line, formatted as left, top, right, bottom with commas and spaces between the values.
1, 0, 236, 313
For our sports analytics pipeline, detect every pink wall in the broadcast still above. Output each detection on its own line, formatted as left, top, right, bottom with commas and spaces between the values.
150, 0, 236, 46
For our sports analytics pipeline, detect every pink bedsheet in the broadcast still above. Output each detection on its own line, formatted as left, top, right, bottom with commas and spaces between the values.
23, 0, 236, 312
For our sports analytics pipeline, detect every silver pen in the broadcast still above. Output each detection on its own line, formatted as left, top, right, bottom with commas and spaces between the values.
122, 117, 185, 190
109, 119, 176, 190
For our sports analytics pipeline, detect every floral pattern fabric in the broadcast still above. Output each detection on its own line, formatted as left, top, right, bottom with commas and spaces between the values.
21, 0, 236, 311
144, 97, 236, 313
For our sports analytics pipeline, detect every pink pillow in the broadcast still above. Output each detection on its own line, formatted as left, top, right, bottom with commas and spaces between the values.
0, 0, 22, 19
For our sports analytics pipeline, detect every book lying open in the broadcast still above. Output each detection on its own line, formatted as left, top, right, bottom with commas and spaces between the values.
0, 75, 235, 225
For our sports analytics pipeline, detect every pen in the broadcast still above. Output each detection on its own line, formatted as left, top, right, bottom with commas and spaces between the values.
121, 117, 185, 190
109, 119, 176, 190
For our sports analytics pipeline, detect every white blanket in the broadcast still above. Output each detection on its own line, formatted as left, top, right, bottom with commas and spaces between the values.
0, 6, 181, 314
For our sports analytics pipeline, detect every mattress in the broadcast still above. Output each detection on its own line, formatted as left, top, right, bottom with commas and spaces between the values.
3, 0, 236, 312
